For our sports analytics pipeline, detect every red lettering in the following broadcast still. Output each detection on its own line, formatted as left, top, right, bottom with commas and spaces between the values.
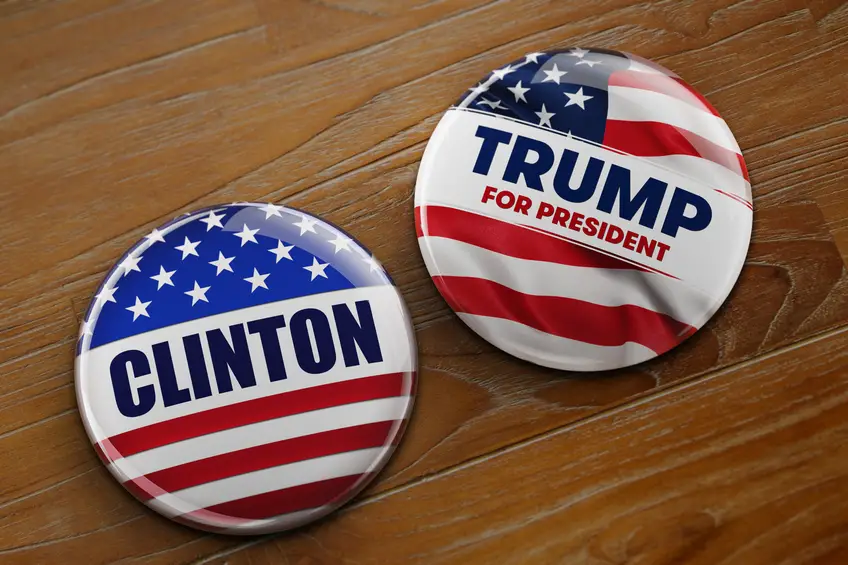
514, 195, 532, 215
656, 242, 671, 261
635, 236, 657, 258
568, 212, 585, 232
482, 185, 498, 204
623, 231, 638, 251
583, 216, 599, 237
536, 202, 554, 219
605, 225, 624, 244
552, 207, 570, 227
496, 190, 516, 210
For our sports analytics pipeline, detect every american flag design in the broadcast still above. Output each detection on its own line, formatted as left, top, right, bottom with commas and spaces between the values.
75, 203, 417, 534
415, 48, 753, 371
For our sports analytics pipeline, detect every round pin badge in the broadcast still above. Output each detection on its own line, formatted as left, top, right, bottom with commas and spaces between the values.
415, 48, 752, 371
76, 203, 417, 534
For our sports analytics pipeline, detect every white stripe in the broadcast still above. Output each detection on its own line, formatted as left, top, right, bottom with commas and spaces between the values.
112, 397, 411, 480
458, 313, 656, 371
636, 154, 751, 202
417, 109, 752, 299
79, 285, 416, 438
422, 236, 714, 325
148, 447, 384, 516
608, 86, 740, 153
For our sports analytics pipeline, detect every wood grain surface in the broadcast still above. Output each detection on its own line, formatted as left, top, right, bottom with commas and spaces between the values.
1, 1, 846, 563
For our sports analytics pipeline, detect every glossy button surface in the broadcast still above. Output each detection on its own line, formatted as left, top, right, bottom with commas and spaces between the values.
415, 48, 752, 371
76, 203, 417, 534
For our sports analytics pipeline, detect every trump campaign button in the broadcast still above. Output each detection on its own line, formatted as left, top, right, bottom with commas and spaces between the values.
75, 203, 417, 534
415, 48, 752, 371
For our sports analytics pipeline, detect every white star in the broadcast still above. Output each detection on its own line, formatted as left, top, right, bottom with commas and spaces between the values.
525, 52, 545, 63
564, 87, 594, 110
535, 104, 556, 127
96, 285, 118, 304
145, 228, 165, 244
175, 237, 200, 259
184, 281, 211, 306
269, 240, 294, 263
126, 297, 151, 321
199, 210, 225, 231
568, 47, 589, 58
303, 257, 329, 281
150, 266, 176, 290
478, 98, 506, 110
119, 254, 142, 276
362, 255, 381, 273
492, 65, 515, 80
244, 268, 269, 292
470, 83, 489, 95
328, 233, 352, 254
209, 251, 235, 275
260, 203, 284, 219
542, 63, 567, 84
576, 59, 602, 68
234, 224, 259, 246
293, 216, 318, 236
507, 80, 530, 103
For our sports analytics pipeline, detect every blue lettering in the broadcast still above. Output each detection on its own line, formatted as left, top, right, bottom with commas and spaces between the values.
597, 164, 667, 229
207, 324, 256, 393
503, 135, 554, 191
553, 149, 604, 203
183, 333, 212, 399
152, 341, 191, 407
662, 189, 713, 237
332, 300, 383, 367
247, 315, 288, 382
110, 350, 155, 418
109, 301, 391, 417
473, 126, 512, 175
290, 308, 337, 374
470, 128, 714, 236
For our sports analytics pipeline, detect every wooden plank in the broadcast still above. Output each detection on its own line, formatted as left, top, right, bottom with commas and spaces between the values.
199, 326, 848, 565
0, 1, 845, 563
2, 1, 845, 288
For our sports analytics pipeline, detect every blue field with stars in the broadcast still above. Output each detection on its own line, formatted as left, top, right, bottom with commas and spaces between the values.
82, 204, 390, 350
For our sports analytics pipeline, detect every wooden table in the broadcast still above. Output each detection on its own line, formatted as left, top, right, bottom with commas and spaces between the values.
2, 1, 847, 563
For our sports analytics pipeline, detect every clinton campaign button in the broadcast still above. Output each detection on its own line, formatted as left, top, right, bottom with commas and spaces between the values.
415, 48, 752, 371
75, 203, 417, 534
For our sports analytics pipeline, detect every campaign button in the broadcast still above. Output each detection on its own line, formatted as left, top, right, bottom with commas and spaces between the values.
75, 203, 417, 534
414, 48, 752, 371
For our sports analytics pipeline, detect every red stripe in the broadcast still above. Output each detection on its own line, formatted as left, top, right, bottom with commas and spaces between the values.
603, 119, 749, 182
124, 475, 167, 502
419, 205, 649, 272
92, 442, 108, 463
608, 70, 720, 116
201, 474, 363, 520
432, 276, 695, 354
414, 206, 423, 237
127, 421, 397, 501
102, 372, 408, 458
